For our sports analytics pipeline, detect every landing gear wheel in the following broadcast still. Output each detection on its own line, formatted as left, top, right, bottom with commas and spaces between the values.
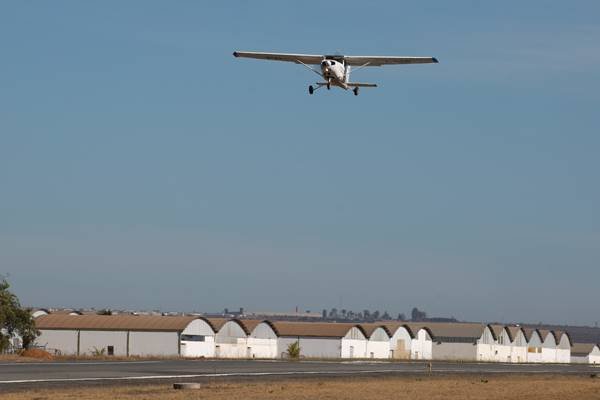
327, 83, 331, 90
353, 87, 359, 96
308, 85, 314, 95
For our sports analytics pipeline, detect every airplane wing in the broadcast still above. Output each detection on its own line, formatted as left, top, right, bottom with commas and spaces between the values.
233, 51, 439, 66
343, 56, 438, 66
233, 51, 323, 65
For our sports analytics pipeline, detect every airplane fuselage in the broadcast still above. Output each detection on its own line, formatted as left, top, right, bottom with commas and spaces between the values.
320, 59, 348, 89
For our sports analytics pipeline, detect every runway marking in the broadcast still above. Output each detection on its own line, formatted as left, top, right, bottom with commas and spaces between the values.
1, 369, 414, 384
0, 367, 591, 384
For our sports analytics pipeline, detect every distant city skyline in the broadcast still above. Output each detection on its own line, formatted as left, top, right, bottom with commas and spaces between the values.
2, 1, 599, 326
21, 302, 600, 329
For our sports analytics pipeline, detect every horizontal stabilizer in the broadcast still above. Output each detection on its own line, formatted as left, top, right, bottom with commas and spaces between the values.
347, 82, 378, 88
316, 82, 378, 89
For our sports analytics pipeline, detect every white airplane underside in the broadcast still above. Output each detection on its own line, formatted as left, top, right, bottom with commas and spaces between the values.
233, 51, 438, 96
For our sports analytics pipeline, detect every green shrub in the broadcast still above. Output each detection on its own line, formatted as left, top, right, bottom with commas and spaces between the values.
287, 341, 300, 359
91, 347, 106, 356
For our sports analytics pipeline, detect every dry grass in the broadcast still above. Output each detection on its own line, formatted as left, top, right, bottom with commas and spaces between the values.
0, 354, 204, 363
4, 375, 600, 400
19, 349, 53, 360
0, 354, 50, 363
0, 354, 351, 363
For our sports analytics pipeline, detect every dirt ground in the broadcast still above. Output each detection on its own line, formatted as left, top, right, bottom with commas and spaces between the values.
4, 375, 600, 400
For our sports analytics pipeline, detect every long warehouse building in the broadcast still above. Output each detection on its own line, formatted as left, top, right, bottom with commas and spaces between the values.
33, 314, 590, 363
35, 314, 217, 357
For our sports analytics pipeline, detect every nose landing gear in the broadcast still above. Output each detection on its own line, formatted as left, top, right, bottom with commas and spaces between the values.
308, 85, 314, 95
353, 87, 359, 96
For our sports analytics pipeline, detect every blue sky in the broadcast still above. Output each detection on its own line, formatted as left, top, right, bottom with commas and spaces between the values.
1, 1, 599, 325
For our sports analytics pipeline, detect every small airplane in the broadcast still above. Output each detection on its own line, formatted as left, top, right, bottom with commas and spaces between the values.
233, 51, 438, 96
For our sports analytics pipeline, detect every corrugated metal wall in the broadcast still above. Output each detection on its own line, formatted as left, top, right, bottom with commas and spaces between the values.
129, 331, 179, 356
278, 337, 341, 358
432, 342, 477, 361
37, 330, 79, 355
80, 331, 128, 356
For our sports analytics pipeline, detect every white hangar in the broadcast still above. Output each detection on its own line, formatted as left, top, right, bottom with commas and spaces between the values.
555, 331, 573, 363
409, 326, 434, 360
269, 322, 369, 359
383, 323, 414, 359
522, 328, 544, 363
571, 343, 600, 364
505, 326, 528, 363
209, 318, 277, 359
426, 322, 485, 361
35, 314, 216, 357
478, 325, 512, 362
537, 329, 572, 363
247, 320, 279, 358
210, 318, 251, 358
359, 324, 392, 359
32, 309, 82, 318
403, 322, 486, 361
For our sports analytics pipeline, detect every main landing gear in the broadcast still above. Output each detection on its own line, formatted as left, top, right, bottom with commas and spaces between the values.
308, 85, 360, 96
307, 84, 331, 95
308, 85, 358, 96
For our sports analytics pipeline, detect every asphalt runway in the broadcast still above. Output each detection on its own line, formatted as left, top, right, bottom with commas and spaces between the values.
1, 359, 598, 389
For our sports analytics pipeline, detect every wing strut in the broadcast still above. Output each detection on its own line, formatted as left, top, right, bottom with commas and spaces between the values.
350, 61, 371, 72
297, 60, 323, 78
